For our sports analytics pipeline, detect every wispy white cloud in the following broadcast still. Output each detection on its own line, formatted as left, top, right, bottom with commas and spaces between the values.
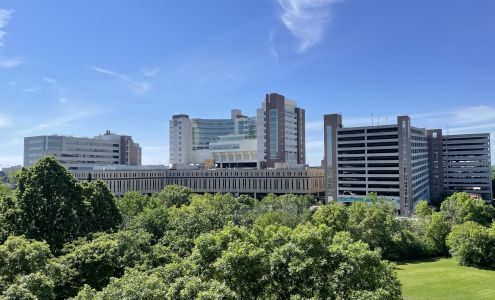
451, 105, 495, 125
0, 9, 24, 69
0, 56, 24, 68
268, 29, 279, 61
141, 66, 161, 77
19, 108, 104, 136
92, 66, 151, 94
43, 77, 70, 104
23, 86, 40, 93
0, 114, 12, 128
0, 8, 13, 48
276, 0, 338, 52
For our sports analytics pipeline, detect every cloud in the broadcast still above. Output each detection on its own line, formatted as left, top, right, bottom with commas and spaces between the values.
42, 77, 57, 85
0, 114, 12, 127
276, 0, 337, 52
23, 87, 40, 93
20, 108, 104, 136
43, 77, 70, 103
0, 8, 13, 48
92, 66, 151, 94
451, 105, 495, 125
0, 9, 24, 69
141, 67, 161, 77
0, 56, 24, 68
268, 29, 279, 61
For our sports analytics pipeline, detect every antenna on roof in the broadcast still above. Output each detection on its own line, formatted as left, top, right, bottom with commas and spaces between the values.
378, 115, 380, 126
371, 114, 374, 126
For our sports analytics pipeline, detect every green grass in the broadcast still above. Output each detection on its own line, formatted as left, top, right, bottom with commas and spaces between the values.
397, 258, 495, 300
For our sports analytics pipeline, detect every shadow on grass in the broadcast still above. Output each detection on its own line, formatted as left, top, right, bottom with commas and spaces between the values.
394, 256, 444, 266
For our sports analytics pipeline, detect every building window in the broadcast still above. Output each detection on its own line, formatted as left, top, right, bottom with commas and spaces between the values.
269, 109, 278, 159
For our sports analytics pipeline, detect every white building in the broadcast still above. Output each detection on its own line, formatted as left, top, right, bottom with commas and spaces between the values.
169, 93, 306, 170
169, 110, 258, 169
24, 130, 141, 170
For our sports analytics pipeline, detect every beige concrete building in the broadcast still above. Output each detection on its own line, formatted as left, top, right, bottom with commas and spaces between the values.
165, 168, 325, 200
72, 166, 167, 196
72, 166, 326, 200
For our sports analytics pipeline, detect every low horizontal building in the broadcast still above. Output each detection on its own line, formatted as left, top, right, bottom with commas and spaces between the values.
165, 168, 325, 200
72, 165, 167, 196
72, 166, 326, 200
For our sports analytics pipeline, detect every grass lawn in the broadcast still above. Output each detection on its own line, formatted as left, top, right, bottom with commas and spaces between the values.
397, 258, 495, 300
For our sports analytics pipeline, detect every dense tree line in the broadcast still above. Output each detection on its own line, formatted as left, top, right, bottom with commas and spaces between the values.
0, 157, 494, 299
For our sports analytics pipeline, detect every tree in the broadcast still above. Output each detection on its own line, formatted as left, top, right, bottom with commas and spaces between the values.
346, 200, 401, 260
153, 184, 192, 208
0, 196, 19, 243
415, 200, 434, 218
117, 191, 160, 228
254, 210, 300, 228
54, 230, 152, 298
311, 201, 349, 232
446, 221, 495, 268
159, 193, 249, 256
2, 272, 54, 300
213, 241, 268, 299
7, 169, 21, 184
440, 192, 494, 226
265, 224, 402, 299
0, 183, 13, 199
424, 211, 450, 255
80, 180, 122, 235
130, 206, 169, 243
14, 157, 86, 252
0, 236, 52, 289
88, 269, 168, 300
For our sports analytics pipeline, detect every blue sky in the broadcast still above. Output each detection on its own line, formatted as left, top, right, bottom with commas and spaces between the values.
1, 0, 494, 167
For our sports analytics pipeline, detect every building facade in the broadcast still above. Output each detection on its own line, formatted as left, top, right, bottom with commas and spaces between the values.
442, 133, 492, 201
169, 110, 258, 169
257, 93, 306, 169
164, 168, 324, 200
73, 166, 325, 200
324, 114, 429, 215
427, 129, 444, 201
24, 131, 142, 170
324, 114, 493, 215
72, 165, 167, 196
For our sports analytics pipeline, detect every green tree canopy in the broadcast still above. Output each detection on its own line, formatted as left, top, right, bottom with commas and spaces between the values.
153, 184, 193, 208
0, 236, 52, 288
53, 230, 152, 298
80, 180, 122, 235
447, 221, 495, 268
440, 192, 495, 226
14, 157, 85, 252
